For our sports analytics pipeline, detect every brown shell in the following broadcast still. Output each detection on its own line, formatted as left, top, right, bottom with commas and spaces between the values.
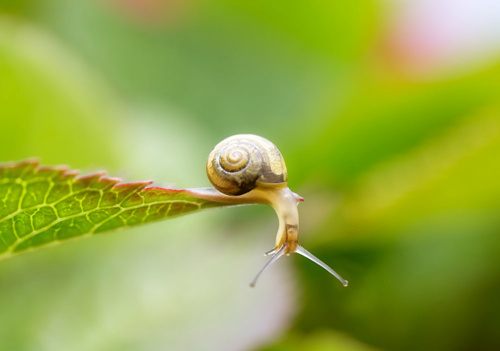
206, 134, 288, 195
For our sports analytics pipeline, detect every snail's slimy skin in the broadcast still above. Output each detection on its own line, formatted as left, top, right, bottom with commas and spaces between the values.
191, 134, 348, 287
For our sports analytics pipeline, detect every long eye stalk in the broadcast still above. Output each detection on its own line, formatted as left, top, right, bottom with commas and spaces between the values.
295, 245, 348, 287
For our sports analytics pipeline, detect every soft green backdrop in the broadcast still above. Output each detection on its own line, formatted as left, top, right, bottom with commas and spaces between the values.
0, 1, 499, 350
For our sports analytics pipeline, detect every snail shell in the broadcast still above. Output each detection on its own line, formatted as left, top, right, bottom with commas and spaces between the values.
206, 134, 287, 195
197, 134, 348, 287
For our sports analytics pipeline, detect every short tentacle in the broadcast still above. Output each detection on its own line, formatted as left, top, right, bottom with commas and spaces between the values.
250, 244, 287, 287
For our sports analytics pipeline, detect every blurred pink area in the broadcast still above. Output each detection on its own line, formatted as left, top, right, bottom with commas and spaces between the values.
385, 0, 500, 78
102, 0, 194, 26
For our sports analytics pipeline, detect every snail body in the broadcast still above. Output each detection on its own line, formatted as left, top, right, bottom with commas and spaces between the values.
195, 134, 347, 287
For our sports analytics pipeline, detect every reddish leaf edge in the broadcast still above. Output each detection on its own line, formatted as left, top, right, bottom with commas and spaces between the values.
0, 158, 208, 198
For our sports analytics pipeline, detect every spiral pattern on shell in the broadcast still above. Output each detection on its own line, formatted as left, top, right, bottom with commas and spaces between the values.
208, 141, 263, 195
206, 134, 288, 195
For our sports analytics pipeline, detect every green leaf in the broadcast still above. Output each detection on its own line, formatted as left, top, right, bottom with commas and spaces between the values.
0, 159, 231, 258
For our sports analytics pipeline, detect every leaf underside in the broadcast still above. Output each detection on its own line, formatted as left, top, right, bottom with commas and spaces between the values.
0, 159, 230, 259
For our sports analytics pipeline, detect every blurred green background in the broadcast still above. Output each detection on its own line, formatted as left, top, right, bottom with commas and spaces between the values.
1, 0, 499, 350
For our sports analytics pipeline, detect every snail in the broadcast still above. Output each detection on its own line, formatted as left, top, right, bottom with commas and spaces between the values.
192, 134, 348, 287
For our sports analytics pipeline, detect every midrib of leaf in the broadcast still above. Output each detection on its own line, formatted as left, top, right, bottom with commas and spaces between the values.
0, 159, 232, 259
